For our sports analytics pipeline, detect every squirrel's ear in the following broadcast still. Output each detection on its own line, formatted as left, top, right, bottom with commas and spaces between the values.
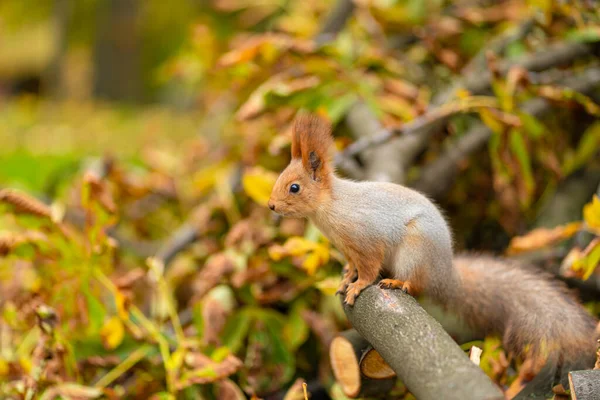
294, 113, 333, 180
291, 125, 302, 160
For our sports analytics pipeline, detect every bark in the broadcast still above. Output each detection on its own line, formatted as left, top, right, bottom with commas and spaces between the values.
93, 0, 141, 102
330, 329, 396, 398
315, 0, 355, 45
45, 0, 71, 98
341, 286, 504, 400
568, 370, 600, 400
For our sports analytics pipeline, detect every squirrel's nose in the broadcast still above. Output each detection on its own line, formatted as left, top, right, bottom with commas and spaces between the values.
268, 202, 275, 211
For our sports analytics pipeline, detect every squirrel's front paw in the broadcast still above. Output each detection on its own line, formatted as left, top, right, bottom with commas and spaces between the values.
344, 280, 371, 305
336, 265, 358, 295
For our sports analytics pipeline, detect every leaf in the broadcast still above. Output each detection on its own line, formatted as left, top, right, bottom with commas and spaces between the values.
100, 316, 125, 350
315, 276, 341, 295
222, 309, 253, 353
301, 242, 329, 276
83, 289, 105, 333
479, 109, 505, 135
509, 130, 535, 207
519, 112, 545, 139
242, 166, 278, 207
283, 302, 309, 351
0, 358, 9, 376
39, 383, 102, 400
572, 239, 600, 280
563, 122, 600, 176
507, 222, 582, 255
584, 195, 600, 231
236, 74, 320, 120
566, 27, 600, 43
269, 236, 330, 275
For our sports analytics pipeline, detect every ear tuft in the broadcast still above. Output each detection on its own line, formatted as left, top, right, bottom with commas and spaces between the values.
293, 113, 333, 179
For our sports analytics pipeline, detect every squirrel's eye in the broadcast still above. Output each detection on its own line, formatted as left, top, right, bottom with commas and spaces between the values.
289, 184, 300, 194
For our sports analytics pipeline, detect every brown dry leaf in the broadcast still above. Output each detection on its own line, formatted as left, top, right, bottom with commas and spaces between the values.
178, 354, 243, 388
113, 268, 145, 289
0, 189, 51, 218
184, 352, 213, 369
231, 259, 272, 288
218, 34, 314, 68
83, 172, 117, 214
201, 296, 231, 346
256, 280, 298, 304
383, 78, 419, 101
225, 212, 274, 249
507, 222, 582, 255
236, 74, 320, 121
218, 379, 247, 400
39, 384, 102, 400
81, 355, 121, 368
192, 253, 236, 300
0, 231, 47, 257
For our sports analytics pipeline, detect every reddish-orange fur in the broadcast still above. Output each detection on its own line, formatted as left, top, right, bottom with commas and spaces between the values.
293, 114, 334, 184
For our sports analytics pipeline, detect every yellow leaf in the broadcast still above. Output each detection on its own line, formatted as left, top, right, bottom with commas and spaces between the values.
193, 163, 231, 195
242, 167, 278, 207
479, 108, 505, 135
583, 195, 600, 230
284, 237, 316, 256
268, 244, 287, 261
300, 242, 329, 275
100, 316, 125, 350
456, 89, 472, 99
573, 239, 600, 280
114, 291, 129, 320
315, 277, 341, 295
302, 252, 321, 275
0, 358, 9, 376
507, 222, 582, 255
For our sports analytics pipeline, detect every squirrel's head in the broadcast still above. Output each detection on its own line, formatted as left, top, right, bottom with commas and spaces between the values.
268, 113, 334, 218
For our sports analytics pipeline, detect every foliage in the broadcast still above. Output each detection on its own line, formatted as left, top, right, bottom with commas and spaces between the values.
0, 0, 599, 399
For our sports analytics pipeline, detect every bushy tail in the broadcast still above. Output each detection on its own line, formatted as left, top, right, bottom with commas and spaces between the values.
452, 254, 597, 367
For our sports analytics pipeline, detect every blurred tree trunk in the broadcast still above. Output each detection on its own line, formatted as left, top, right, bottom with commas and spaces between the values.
93, 0, 141, 102
45, 0, 71, 98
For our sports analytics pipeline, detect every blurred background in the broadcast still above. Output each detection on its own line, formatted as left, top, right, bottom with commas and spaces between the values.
0, 0, 599, 399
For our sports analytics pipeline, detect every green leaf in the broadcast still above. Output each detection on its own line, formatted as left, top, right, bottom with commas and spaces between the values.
582, 242, 600, 280
222, 309, 253, 354
509, 129, 535, 206
519, 112, 545, 139
563, 122, 600, 176
283, 301, 309, 351
566, 28, 600, 43
83, 288, 105, 333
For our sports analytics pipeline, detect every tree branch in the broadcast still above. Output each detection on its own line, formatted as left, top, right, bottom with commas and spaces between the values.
413, 66, 600, 198
336, 41, 598, 182
340, 286, 504, 400
315, 0, 355, 45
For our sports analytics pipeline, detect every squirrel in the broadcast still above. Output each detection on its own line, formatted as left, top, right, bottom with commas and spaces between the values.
268, 113, 598, 370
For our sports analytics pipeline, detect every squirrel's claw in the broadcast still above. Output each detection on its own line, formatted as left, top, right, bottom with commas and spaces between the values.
337, 264, 357, 296
344, 280, 371, 305
378, 279, 415, 296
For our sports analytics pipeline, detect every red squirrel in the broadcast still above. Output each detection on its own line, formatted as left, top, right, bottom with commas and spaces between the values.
268, 113, 597, 368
